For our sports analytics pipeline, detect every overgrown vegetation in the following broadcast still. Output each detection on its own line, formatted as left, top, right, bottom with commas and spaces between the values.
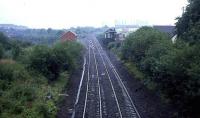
176, 0, 200, 44
0, 32, 83, 117
104, 1, 200, 117
0, 26, 64, 44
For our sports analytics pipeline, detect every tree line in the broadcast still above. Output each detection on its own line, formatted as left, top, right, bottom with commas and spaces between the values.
103, 0, 200, 117
0, 27, 65, 45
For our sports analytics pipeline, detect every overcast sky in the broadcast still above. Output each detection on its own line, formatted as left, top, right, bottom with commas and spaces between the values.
0, 0, 188, 29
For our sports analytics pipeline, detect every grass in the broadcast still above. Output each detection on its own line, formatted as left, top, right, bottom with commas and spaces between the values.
124, 61, 158, 91
50, 71, 69, 103
124, 61, 144, 80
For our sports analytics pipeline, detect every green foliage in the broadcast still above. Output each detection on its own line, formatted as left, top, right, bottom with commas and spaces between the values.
108, 42, 122, 56
0, 60, 70, 117
176, 0, 200, 44
0, 62, 36, 117
108, 42, 121, 50
22, 41, 83, 81
140, 40, 175, 78
54, 41, 83, 61
174, 1, 200, 116
0, 44, 3, 59
0, 32, 83, 117
27, 45, 52, 79
9, 83, 36, 102
11, 41, 22, 60
119, 26, 200, 117
0, 60, 30, 82
0, 32, 33, 60
124, 62, 144, 80
121, 27, 169, 62
0, 32, 10, 50
0, 28, 64, 45
153, 45, 200, 117
46, 100, 57, 117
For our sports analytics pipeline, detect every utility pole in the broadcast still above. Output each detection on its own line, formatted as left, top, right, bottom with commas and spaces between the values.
182, 7, 185, 15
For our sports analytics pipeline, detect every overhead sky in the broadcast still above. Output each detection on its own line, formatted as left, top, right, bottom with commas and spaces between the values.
0, 0, 188, 29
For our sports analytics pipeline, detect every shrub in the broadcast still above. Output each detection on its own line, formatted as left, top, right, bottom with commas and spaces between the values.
120, 26, 200, 117
161, 45, 200, 116
54, 41, 83, 60
140, 40, 175, 78
23, 41, 83, 81
9, 84, 36, 102
121, 27, 170, 62
0, 32, 81, 117
27, 45, 51, 77
11, 41, 22, 60
0, 60, 30, 82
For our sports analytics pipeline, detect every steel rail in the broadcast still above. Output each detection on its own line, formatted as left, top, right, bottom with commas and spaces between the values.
92, 41, 103, 118
94, 38, 142, 118
82, 42, 91, 118
93, 39, 123, 118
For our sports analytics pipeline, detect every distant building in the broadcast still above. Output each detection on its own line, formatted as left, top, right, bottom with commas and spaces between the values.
115, 25, 140, 41
153, 25, 175, 38
60, 31, 77, 42
116, 33, 126, 41
104, 28, 117, 40
115, 25, 140, 33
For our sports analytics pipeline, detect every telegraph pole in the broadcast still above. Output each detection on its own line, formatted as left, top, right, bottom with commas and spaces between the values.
182, 7, 185, 15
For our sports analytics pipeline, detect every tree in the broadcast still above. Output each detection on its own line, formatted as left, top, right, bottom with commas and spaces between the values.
176, 0, 200, 44
0, 32, 11, 49
121, 27, 170, 63
28, 45, 51, 78
0, 44, 3, 59
24, 41, 83, 81
47, 28, 52, 34
120, 25, 200, 117
140, 39, 175, 78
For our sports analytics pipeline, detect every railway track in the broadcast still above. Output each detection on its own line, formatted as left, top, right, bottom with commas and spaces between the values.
82, 40, 102, 118
93, 37, 141, 118
72, 35, 141, 118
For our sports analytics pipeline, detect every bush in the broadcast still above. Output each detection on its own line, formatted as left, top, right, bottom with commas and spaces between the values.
0, 60, 30, 82
0, 60, 38, 117
161, 45, 200, 116
27, 45, 50, 77
11, 41, 22, 60
108, 42, 121, 50
0, 33, 83, 117
10, 84, 36, 102
140, 40, 175, 78
21, 41, 83, 81
54, 41, 83, 60
124, 62, 144, 80
120, 26, 200, 117
0, 33, 83, 118
121, 27, 170, 62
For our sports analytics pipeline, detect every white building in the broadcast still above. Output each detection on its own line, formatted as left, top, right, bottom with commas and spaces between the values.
115, 25, 140, 40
